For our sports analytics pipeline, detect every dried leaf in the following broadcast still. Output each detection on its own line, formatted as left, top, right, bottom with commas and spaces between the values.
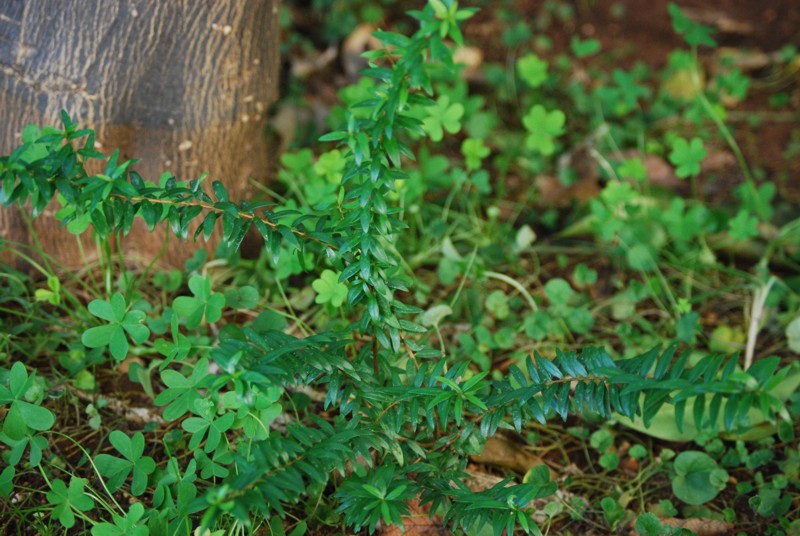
470, 433, 550, 475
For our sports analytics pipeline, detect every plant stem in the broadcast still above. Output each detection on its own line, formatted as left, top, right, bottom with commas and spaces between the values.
484, 270, 539, 313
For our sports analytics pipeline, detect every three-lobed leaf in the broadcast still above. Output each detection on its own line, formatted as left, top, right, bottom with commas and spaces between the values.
312, 269, 348, 307
668, 137, 706, 178
423, 95, 464, 142
91, 502, 149, 536
94, 431, 156, 496
82, 293, 150, 361
522, 105, 565, 156
0, 362, 55, 441
516, 53, 548, 88
173, 275, 225, 329
46, 477, 95, 529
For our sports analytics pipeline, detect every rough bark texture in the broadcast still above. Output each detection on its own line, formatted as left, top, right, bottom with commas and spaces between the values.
0, 0, 279, 268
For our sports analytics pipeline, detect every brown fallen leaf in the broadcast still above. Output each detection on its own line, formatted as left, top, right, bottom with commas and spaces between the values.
535, 174, 601, 207
453, 46, 484, 82
464, 465, 576, 525
342, 24, 382, 79
657, 517, 733, 536
116, 356, 144, 375
700, 150, 737, 173
381, 499, 446, 536
290, 45, 338, 78
469, 433, 552, 476
617, 150, 682, 191
680, 8, 754, 35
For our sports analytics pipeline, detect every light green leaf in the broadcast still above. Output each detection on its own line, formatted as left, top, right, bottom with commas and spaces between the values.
522, 105, 565, 155
787, 317, 800, 353
312, 270, 348, 307
423, 95, 464, 142
516, 53, 548, 88
669, 137, 706, 178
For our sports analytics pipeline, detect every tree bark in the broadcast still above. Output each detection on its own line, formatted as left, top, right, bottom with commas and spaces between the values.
0, 0, 279, 268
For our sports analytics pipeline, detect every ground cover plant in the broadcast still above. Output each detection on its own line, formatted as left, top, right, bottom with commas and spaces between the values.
1, 1, 800, 534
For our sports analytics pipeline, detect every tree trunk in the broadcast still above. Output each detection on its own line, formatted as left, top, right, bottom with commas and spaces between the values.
0, 0, 279, 268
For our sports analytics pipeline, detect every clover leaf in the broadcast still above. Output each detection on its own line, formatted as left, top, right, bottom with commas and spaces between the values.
224, 285, 260, 310
570, 36, 601, 58
0, 361, 55, 441
82, 293, 150, 362
172, 275, 225, 329
91, 502, 149, 536
516, 53, 548, 88
0, 466, 14, 498
194, 447, 233, 479
423, 95, 464, 142
668, 137, 706, 178
223, 388, 282, 441
717, 69, 750, 101
461, 138, 490, 171
312, 269, 348, 307
668, 2, 716, 48
47, 477, 94, 528
618, 157, 647, 181
728, 209, 759, 240
544, 278, 575, 306
154, 357, 213, 421
94, 431, 156, 496
153, 315, 191, 369
182, 398, 235, 454
313, 149, 346, 183
672, 451, 728, 505
522, 105, 565, 156
485, 290, 510, 320
612, 69, 649, 111
737, 181, 775, 221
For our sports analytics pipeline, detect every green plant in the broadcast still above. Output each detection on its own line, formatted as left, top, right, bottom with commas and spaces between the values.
82, 293, 151, 362
670, 450, 728, 505
1, 1, 799, 535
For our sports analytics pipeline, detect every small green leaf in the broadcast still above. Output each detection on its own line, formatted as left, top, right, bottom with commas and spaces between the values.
314, 150, 347, 183
618, 158, 647, 181
0, 466, 14, 498
570, 36, 601, 58
634, 513, 665, 536
522, 105, 565, 156
461, 138, 490, 171
728, 209, 759, 241
82, 294, 150, 362
485, 290, 510, 320
90, 502, 149, 536
422, 95, 464, 142
173, 275, 225, 329
544, 278, 574, 306
312, 270, 348, 307
516, 53, 548, 87
668, 2, 716, 47
47, 477, 94, 529
676, 312, 699, 343
672, 450, 728, 505
668, 137, 706, 178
